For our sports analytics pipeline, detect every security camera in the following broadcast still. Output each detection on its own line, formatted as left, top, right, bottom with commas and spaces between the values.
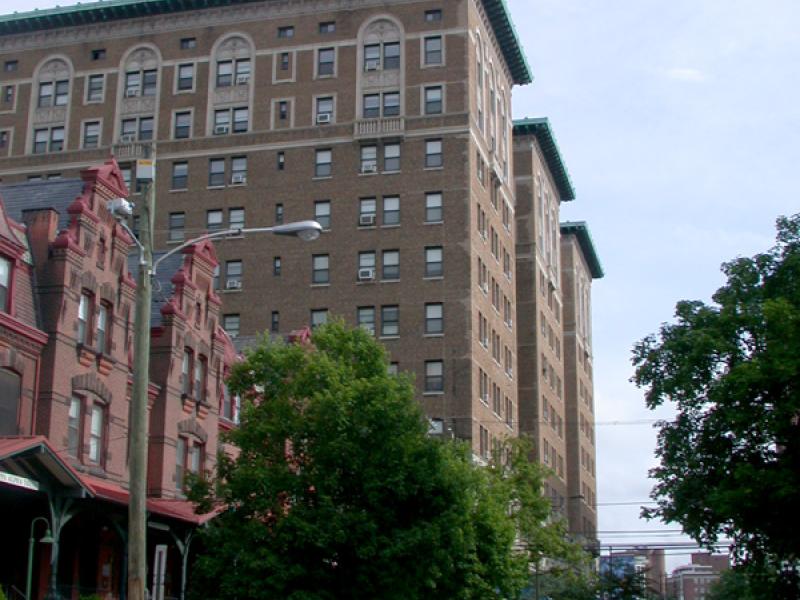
107, 197, 134, 219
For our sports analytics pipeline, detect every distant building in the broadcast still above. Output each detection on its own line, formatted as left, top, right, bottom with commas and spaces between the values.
667, 553, 730, 600
0, 159, 237, 599
600, 548, 666, 598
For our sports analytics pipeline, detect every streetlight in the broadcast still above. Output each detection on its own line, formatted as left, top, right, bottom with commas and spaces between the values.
26, 516, 54, 600
109, 187, 321, 599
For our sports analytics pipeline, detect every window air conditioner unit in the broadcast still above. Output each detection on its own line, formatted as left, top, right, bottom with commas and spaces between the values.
214, 125, 229, 135
231, 173, 247, 185
226, 279, 242, 290
119, 134, 136, 143
361, 162, 377, 174
359, 213, 376, 226
235, 74, 250, 85
316, 113, 331, 124
125, 87, 139, 98
365, 59, 380, 71
358, 268, 375, 281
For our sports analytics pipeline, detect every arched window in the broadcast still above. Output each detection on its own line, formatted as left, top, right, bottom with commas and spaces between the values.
0, 369, 21, 435
209, 34, 254, 135
36, 58, 70, 108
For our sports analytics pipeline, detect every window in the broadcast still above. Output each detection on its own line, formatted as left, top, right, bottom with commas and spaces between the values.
273, 256, 281, 276
216, 59, 250, 87
359, 198, 377, 225
207, 209, 223, 231
229, 208, 245, 229
1, 86, 12, 105
0, 369, 19, 435
275, 203, 284, 224
174, 111, 191, 139
384, 144, 400, 171
311, 309, 328, 328
3, 60, 18, 72
96, 303, 110, 354
82, 121, 100, 149
209, 159, 225, 187
319, 21, 336, 33
165, 163, 187, 192
358, 251, 376, 278
381, 305, 399, 337
175, 437, 187, 488
194, 356, 207, 404
315, 200, 331, 229
271, 311, 280, 333
280, 52, 290, 71
383, 196, 400, 225
169, 212, 185, 242
33, 127, 64, 154
77, 292, 92, 345
316, 96, 334, 122
0, 131, 7, 151
425, 9, 442, 21
67, 397, 81, 456
357, 306, 376, 335
424, 36, 443, 65
425, 246, 443, 277
388, 363, 399, 376
278, 26, 294, 38
425, 139, 442, 168
189, 443, 203, 476
363, 92, 400, 118
223, 314, 240, 337
312, 254, 329, 284
87, 74, 104, 102
277, 152, 285, 170
88, 404, 104, 464
225, 260, 243, 289
425, 303, 443, 334
231, 156, 247, 184
276, 101, 289, 121
121, 117, 153, 141
425, 192, 443, 222
315, 149, 332, 177
364, 42, 400, 70
180, 37, 197, 49
425, 360, 444, 392
317, 48, 335, 76
361, 146, 377, 172
38, 80, 69, 108
214, 107, 249, 134
424, 86, 442, 114
0, 257, 10, 312
125, 69, 157, 96
383, 92, 400, 116
91, 48, 106, 60
382, 250, 399, 280
177, 63, 194, 91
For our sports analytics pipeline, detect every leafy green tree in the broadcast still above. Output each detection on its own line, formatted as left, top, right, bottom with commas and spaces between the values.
632, 215, 800, 593
189, 322, 585, 599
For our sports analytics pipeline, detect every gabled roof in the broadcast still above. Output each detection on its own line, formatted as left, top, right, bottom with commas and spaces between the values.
513, 117, 576, 202
0, 0, 532, 84
0, 179, 85, 231
128, 250, 183, 326
560, 221, 604, 279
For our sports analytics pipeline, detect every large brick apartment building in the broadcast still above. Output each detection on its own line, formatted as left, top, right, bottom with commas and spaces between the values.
0, 0, 601, 552
0, 159, 238, 598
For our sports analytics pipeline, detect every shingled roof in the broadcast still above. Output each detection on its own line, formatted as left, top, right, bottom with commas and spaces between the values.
0, 179, 86, 231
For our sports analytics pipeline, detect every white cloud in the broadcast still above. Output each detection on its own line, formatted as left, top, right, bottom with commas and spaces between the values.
665, 67, 706, 82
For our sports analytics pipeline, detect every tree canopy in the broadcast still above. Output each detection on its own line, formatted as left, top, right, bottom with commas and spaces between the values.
189, 321, 585, 599
632, 214, 800, 590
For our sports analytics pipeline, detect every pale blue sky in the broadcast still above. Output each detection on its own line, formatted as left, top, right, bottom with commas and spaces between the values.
5, 0, 800, 572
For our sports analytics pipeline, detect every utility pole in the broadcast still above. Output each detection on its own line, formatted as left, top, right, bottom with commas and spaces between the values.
127, 144, 155, 600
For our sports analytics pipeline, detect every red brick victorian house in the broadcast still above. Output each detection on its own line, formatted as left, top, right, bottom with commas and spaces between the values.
0, 159, 238, 600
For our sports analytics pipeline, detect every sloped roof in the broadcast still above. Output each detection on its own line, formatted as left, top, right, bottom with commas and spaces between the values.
513, 117, 576, 202
127, 250, 183, 326
560, 220, 604, 279
0, 0, 531, 84
0, 179, 85, 231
